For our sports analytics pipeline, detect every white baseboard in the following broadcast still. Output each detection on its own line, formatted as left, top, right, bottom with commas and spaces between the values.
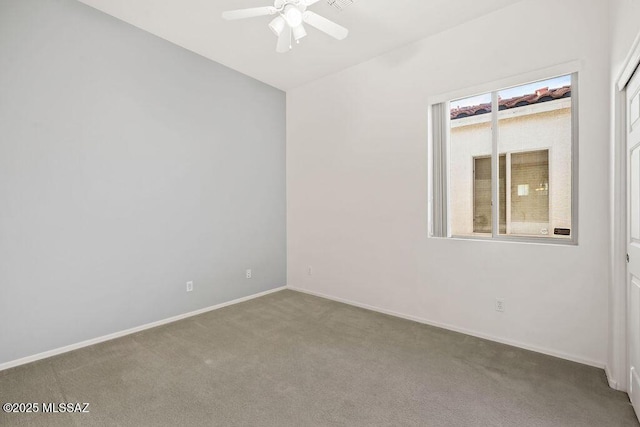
0, 286, 287, 372
605, 365, 620, 390
289, 286, 605, 370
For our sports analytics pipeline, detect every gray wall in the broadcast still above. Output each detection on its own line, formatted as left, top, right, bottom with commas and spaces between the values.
0, 0, 286, 364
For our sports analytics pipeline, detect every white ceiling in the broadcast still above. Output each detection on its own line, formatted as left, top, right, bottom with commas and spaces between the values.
77, 0, 520, 90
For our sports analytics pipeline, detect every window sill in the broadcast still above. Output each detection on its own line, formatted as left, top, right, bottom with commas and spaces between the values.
429, 234, 577, 246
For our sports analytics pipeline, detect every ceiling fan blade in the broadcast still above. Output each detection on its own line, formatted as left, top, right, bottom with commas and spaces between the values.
276, 26, 292, 53
302, 11, 349, 40
222, 7, 277, 20
302, 0, 322, 5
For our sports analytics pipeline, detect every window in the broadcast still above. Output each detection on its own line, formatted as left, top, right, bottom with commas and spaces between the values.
430, 73, 577, 243
472, 155, 506, 234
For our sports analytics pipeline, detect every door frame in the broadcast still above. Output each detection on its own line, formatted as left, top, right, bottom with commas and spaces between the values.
611, 31, 640, 392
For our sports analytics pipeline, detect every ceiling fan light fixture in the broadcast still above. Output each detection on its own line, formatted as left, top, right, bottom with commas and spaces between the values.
222, 1, 350, 53
268, 15, 286, 36
292, 24, 307, 41
284, 5, 303, 28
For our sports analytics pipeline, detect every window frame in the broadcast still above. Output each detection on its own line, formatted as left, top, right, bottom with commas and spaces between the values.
427, 63, 579, 245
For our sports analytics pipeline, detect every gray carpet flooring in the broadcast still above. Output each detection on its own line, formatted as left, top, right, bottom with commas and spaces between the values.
0, 289, 637, 426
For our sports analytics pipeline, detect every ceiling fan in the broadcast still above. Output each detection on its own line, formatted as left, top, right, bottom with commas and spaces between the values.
222, 0, 349, 53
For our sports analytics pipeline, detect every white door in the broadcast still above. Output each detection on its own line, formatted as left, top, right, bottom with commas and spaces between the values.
627, 67, 640, 418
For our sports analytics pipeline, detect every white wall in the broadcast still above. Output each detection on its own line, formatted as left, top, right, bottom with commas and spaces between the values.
0, 0, 286, 365
288, 0, 610, 366
611, 0, 640, 72
608, 0, 640, 390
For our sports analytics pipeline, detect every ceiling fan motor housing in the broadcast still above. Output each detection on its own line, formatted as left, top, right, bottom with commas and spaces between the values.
274, 0, 307, 10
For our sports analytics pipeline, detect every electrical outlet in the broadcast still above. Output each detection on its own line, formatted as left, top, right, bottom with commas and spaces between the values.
495, 298, 505, 312
246, 269, 252, 279
308, 266, 312, 276
186, 281, 194, 292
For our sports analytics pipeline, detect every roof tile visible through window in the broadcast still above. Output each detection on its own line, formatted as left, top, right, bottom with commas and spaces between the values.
450, 85, 571, 120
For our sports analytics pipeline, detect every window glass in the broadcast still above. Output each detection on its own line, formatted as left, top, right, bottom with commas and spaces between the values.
497, 76, 572, 238
449, 93, 492, 236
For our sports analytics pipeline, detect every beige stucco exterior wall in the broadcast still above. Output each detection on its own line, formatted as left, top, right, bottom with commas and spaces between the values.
450, 98, 572, 237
